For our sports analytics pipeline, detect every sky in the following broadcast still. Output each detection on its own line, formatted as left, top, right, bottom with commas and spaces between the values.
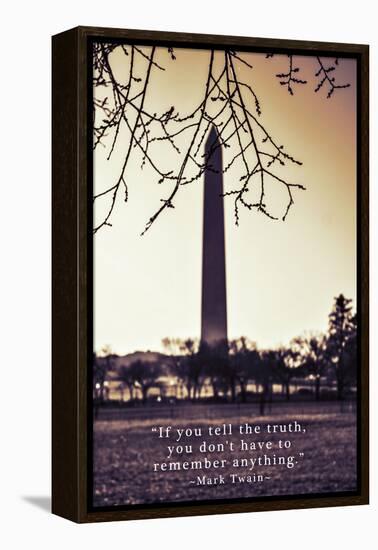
93, 45, 357, 355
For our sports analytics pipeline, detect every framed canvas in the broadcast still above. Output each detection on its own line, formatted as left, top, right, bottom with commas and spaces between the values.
52, 26, 369, 523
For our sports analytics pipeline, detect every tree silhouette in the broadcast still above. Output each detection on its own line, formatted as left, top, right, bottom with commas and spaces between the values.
228, 337, 260, 403
162, 337, 203, 400
93, 345, 113, 402
198, 342, 222, 400
266, 347, 292, 401
342, 313, 358, 390
201, 340, 233, 401
128, 360, 161, 403
257, 351, 275, 415
118, 364, 137, 402
298, 333, 329, 400
92, 45, 350, 234
328, 294, 356, 400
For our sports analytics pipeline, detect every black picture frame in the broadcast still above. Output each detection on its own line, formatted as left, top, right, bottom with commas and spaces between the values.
52, 26, 369, 523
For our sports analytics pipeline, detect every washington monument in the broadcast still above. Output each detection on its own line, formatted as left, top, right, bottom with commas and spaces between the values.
201, 126, 228, 347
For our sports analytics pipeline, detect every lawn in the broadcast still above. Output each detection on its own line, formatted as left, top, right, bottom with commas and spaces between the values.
93, 404, 357, 507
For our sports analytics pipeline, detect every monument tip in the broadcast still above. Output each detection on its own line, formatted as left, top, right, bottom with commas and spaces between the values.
206, 125, 220, 148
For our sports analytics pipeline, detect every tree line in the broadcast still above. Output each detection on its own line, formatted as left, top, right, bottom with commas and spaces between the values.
93, 294, 357, 407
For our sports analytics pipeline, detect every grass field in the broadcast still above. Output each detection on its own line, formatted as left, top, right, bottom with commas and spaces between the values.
93, 403, 357, 507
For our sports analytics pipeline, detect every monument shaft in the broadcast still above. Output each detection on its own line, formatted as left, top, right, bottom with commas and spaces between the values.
201, 127, 228, 347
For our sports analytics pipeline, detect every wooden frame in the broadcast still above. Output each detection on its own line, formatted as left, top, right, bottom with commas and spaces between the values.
52, 26, 369, 523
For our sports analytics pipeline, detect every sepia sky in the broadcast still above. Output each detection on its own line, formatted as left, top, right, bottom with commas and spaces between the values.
93, 45, 357, 355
